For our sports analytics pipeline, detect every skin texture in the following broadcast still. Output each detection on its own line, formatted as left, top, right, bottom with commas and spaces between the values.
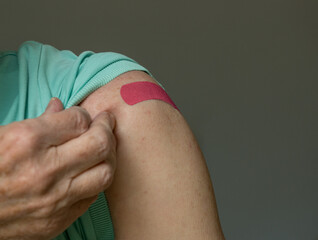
0, 99, 117, 240
79, 70, 225, 239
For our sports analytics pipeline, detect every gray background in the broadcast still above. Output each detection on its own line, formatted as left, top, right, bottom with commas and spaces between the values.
1, 0, 317, 239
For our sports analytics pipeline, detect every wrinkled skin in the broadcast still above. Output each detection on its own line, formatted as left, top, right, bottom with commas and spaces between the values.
0, 98, 117, 240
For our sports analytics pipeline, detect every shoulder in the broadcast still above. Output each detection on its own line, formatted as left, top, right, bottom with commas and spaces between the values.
79, 70, 224, 239
79, 70, 183, 155
79, 70, 183, 158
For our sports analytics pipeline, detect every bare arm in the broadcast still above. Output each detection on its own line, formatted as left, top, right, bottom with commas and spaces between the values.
79, 70, 225, 239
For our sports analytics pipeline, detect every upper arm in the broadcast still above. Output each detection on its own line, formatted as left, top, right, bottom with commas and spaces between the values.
79, 70, 225, 239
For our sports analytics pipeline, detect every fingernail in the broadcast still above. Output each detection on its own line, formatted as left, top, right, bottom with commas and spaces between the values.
50, 97, 57, 103
46, 98, 56, 109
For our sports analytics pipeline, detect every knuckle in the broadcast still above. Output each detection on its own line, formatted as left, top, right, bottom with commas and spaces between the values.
9, 121, 39, 147
0, 163, 48, 199
45, 147, 60, 177
42, 205, 56, 219
99, 111, 111, 123
93, 130, 110, 154
99, 112, 115, 130
35, 195, 59, 218
0, 122, 42, 167
72, 107, 90, 132
100, 164, 114, 189
27, 170, 52, 196
22, 162, 55, 196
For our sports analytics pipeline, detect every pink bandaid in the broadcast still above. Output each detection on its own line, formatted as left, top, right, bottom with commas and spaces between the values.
120, 81, 179, 110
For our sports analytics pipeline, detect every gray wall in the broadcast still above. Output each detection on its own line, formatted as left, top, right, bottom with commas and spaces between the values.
1, 0, 317, 239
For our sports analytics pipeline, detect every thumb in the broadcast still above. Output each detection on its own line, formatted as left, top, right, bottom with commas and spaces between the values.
42, 97, 64, 115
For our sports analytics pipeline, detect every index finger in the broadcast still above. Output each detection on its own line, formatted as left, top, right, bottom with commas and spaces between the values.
37, 106, 92, 146
55, 111, 117, 178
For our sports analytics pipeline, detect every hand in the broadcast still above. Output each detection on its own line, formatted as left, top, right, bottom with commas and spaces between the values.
0, 98, 117, 240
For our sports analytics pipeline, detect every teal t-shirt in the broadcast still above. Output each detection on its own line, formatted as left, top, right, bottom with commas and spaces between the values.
0, 40, 153, 239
